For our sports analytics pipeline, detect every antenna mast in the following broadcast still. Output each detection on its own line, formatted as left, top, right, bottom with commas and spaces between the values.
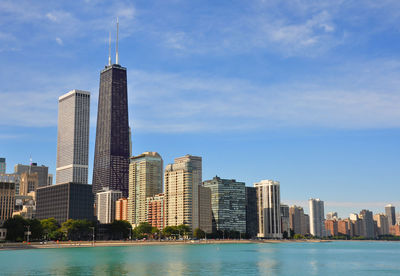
108, 31, 112, 66
116, 17, 119, 64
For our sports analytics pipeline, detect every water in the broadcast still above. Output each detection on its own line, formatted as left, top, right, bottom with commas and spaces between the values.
1, 241, 400, 275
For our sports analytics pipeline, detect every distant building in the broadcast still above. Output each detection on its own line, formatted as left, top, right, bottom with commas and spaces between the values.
289, 205, 308, 235
281, 204, 290, 238
359, 209, 375, 239
255, 180, 282, 239
128, 152, 163, 227
203, 176, 246, 233
245, 187, 258, 238
304, 214, 310, 234
56, 90, 90, 184
35, 182, 94, 224
47, 174, 53, 186
14, 163, 49, 188
385, 204, 396, 226
373, 214, 389, 236
325, 219, 338, 236
165, 155, 202, 231
146, 194, 165, 230
198, 185, 212, 233
19, 172, 38, 196
0, 158, 5, 174
326, 212, 338, 220
0, 174, 16, 225
96, 189, 122, 224
309, 198, 325, 237
337, 219, 350, 236
115, 198, 128, 221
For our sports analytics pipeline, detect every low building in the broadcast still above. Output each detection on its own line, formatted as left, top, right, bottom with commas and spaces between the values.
115, 198, 128, 221
0, 228, 6, 241
146, 194, 165, 230
36, 182, 94, 224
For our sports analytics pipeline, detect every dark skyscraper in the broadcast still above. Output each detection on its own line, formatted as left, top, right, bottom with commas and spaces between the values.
92, 21, 130, 197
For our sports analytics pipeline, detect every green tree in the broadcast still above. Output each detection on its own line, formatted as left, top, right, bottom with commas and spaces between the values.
293, 234, 305, 239
61, 219, 93, 240
111, 220, 132, 240
193, 228, 205, 239
27, 219, 43, 241
41, 218, 61, 240
3, 216, 27, 242
177, 224, 191, 238
135, 222, 153, 237
163, 226, 178, 238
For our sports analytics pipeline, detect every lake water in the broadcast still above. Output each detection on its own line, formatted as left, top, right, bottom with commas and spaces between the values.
1, 241, 400, 275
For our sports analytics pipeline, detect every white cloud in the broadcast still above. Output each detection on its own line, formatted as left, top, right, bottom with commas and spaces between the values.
55, 37, 63, 45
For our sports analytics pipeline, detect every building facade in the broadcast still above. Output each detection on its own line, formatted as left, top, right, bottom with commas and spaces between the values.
19, 172, 38, 196
0, 174, 16, 225
385, 204, 396, 226
115, 198, 128, 221
14, 163, 48, 188
36, 182, 94, 224
0, 158, 5, 174
373, 214, 389, 236
128, 152, 163, 227
96, 189, 122, 224
289, 205, 307, 235
146, 193, 165, 230
309, 198, 325, 237
325, 219, 338, 236
164, 155, 202, 231
198, 185, 212, 233
245, 187, 258, 238
203, 176, 246, 233
359, 209, 375, 238
56, 89, 90, 184
255, 180, 282, 239
281, 204, 290, 238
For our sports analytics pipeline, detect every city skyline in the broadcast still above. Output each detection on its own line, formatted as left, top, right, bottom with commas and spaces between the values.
1, 1, 400, 217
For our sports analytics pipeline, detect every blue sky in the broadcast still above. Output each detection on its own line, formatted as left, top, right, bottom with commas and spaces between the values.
1, 0, 400, 217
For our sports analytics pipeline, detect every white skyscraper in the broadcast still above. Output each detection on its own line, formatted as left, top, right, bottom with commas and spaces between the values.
56, 90, 90, 184
254, 180, 282, 239
309, 198, 326, 237
96, 189, 122, 224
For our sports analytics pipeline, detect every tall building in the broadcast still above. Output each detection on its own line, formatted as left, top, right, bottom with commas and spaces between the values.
47, 174, 53, 186
255, 180, 282, 239
338, 219, 350, 236
56, 89, 90, 184
14, 163, 48, 188
96, 189, 122, 224
128, 152, 163, 227
146, 194, 165, 230
115, 198, 128, 221
281, 204, 290, 238
385, 204, 396, 226
373, 214, 389, 236
203, 176, 246, 233
289, 205, 308, 235
19, 172, 38, 196
325, 219, 338, 236
92, 24, 130, 197
198, 185, 212, 233
0, 174, 16, 225
36, 182, 94, 224
359, 209, 375, 238
165, 155, 202, 231
309, 198, 325, 237
245, 187, 258, 238
0, 158, 5, 174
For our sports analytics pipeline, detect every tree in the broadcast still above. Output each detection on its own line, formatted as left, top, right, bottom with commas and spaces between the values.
3, 216, 27, 242
135, 222, 153, 237
163, 226, 178, 238
111, 220, 132, 240
194, 228, 205, 239
27, 219, 43, 241
41, 218, 61, 240
61, 219, 93, 240
177, 224, 191, 237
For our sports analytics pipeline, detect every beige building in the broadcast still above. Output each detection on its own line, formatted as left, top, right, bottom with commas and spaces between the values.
198, 185, 212, 233
0, 174, 16, 225
289, 205, 309, 235
96, 189, 122, 224
165, 155, 202, 231
255, 180, 282, 239
128, 152, 163, 227
19, 172, 38, 196
373, 214, 390, 236
115, 198, 128, 221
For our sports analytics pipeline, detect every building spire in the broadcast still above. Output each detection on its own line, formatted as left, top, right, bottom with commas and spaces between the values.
116, 17, 119, 65
108, 31, 112, 66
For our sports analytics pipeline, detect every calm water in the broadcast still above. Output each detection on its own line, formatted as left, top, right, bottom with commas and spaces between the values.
1, 241, 400, 275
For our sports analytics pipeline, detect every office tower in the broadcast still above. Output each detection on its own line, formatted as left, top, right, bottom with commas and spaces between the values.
325, 220, 338, 236
281, 204, 290, 237
359, 209, 375, 238
309, 198, 325, 237
115, 198, 128, 221
56, 90, 90, 184
203, 176, 246, 233
326, 212, 338, 220
0, 158, 5, 174
14, 163, 48, 188
96, 189, 122, 224
146, 193, 165, 229
128, 152, 163, 227
92, 23, 130, 198
165, 155, 202, 231
385, 204, 396, 226
373, 214, 389, 236
289, 205, 308, 235
36, 182, 94, 224
245, 187, 258, 238
255, 180, 282, 239
47, 174, 53, 186
19, 172, 38, 196
0, 174, 16, 225
198, 185, 212, 233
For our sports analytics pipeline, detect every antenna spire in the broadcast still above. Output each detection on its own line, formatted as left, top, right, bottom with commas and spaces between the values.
116, 17, 119, 64
108, 31, 112, 66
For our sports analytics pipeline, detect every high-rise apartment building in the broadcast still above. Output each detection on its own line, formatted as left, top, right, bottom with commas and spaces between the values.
128, 152, 163, 227
255, 180, 282, 238
198, 185, 212, 233
0, 158, 5, 174
309, 198, 325, 237
373, 214, 389, 236
19, 172, 38, 196
245, 187, 258, 238
385, 204, 396, 226
92, 29, 130, 197
56, 90, 90, 184
0, 174, 16, 225
281, 204, 290, 237
203, 176, 246, 233
325, 219, 338, 236
359, 209, 375, 238
96, 189, 122, 224
146, 193, 165, 230
115, 198, 128, 221
14, 163, 48, 188
165, 155, 202, 231
289, 205, 308, 235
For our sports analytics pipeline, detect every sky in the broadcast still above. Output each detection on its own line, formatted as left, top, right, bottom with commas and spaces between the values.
1, 0, 400, 218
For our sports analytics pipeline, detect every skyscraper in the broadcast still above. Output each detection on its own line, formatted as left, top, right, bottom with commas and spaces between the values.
289, 205, 308, 235
385, 204, 396, 226
309, 198, 325, 237
14, 163, 48, 188
128, 152, 163, 227
255, 180, 282, 239
56, 89, 90, 184
0, 158, 5, 174
359, 209, 375, 238
92, 22, 130, 197
245, 187, 258, 238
